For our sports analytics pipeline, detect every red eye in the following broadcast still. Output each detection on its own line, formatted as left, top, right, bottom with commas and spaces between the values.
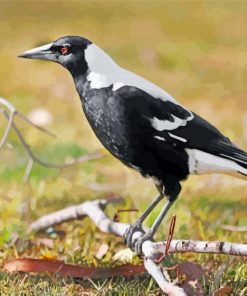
60, 47, 69, 55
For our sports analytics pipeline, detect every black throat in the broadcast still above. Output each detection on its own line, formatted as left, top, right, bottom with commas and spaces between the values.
72, 70, 91, 99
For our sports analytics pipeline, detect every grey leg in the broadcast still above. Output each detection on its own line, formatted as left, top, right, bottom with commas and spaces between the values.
150, 200, 174, 235
134, 180, 181, 256
124, 193, 164, 248
136, 193, 164, 223
134, 200, 175, 255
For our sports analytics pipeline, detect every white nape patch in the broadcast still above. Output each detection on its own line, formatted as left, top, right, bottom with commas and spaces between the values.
85, 44, 117, 74
84, 44, 194, 114
112, 82, 125, 91
22, 43, 53, 55
168, 133, 187, 142
151, 115, 187, 131
154, 135, 166, 141
87, 72, 108, 89
185, 148, 247, 177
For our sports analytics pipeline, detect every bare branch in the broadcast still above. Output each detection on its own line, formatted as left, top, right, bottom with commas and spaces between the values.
28, 199, 247, 257
16, 111, 56, 138
11, 117, 103, 168
144, 259, 186, 296
0, 96, 16, 114
29, 199, 247, 295
0, 97, 104, 174
221, 224, 247, 232
0, 96, 55, 138
0, 108, 15, 151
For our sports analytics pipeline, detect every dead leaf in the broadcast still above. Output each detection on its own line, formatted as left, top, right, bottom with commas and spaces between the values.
214, 286, 232, 296
113, 248, 135, 262
40, 251, 58, 261
204, 260, 215, 275
95, 243, 109, 259
63, 284, 94, 295
182, 279, 206, 296
181, 282, 196, 296
33, 238, 54, 248
4, 258, 145, 279
213, 262, 228, 291
178, 262, 204, 282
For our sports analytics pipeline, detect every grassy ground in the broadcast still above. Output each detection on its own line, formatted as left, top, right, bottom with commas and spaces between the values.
0, 1, 247, 295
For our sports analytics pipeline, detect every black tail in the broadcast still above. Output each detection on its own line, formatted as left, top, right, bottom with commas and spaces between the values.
219, 141, 247, 167
213, 140, 247, 177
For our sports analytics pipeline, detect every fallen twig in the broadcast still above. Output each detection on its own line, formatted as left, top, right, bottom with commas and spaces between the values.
165, 215, 176, 257
113, 208, 139, 222
155, 215, 177, 264
221, 224, 247, 232
29, 198, 247, 295
2, 96, 246, 294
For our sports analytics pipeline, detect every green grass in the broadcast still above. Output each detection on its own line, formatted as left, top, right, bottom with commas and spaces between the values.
0, 1, 247, 295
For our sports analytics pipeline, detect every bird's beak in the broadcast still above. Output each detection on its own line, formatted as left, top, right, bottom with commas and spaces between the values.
18, 43, 55, 61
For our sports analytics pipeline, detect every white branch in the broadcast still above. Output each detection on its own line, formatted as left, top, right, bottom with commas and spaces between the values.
29, 199, 247, 295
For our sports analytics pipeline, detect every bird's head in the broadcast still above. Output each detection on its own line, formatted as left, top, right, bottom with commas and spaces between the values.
18, 36, 92, 76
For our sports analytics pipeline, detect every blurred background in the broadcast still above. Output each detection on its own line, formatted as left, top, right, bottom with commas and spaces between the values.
0, 1, 246, 294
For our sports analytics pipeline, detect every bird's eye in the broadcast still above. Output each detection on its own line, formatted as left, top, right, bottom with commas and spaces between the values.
60, 46, 69, 55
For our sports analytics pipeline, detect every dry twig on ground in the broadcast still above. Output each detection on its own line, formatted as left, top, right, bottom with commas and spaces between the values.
2, 96, 246, 295
29, 198, 247, 295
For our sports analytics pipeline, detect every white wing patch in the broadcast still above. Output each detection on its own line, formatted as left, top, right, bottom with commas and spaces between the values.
186, 149, 247, 177
85, 44, 194, 130
87, 72, 108, 89
151, 115, 188, 131
154, 135, 166, 141
168, 133, 187, 142
154, 133, 187, 143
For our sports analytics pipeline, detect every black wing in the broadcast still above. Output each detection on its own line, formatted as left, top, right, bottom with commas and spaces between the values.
116, 85, 247, 169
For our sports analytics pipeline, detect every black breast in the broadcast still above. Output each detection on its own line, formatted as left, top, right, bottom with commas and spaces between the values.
76, 83, 189, 182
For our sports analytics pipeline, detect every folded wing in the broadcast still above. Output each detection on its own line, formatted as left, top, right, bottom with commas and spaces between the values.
116, 85, 247, 179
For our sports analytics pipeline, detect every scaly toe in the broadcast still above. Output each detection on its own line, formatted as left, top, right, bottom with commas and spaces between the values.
124, 221, 144, 250
134, 231, 154, 257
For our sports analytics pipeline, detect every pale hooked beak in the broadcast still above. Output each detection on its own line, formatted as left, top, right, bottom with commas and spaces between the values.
18, 43, 55, 61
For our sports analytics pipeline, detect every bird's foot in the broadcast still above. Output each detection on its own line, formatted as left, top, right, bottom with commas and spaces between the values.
124, 220, 144, 250
124, 222, 154, 258
134, 230, 154, 257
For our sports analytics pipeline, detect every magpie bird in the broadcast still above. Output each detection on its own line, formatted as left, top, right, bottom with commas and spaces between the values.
19, 36, 247, 255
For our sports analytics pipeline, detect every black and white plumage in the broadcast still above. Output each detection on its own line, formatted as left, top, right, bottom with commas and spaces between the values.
19, 36, 247, 255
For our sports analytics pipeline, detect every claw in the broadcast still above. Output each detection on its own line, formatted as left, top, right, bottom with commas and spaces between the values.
124, 220, 144, 250
134, 231, 154, 257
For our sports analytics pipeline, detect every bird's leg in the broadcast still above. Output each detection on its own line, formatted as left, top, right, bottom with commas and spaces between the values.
124, 193, 164, 250
134, 200, 174, 255
134, 180, 181, 256
149, 200, 174, 236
